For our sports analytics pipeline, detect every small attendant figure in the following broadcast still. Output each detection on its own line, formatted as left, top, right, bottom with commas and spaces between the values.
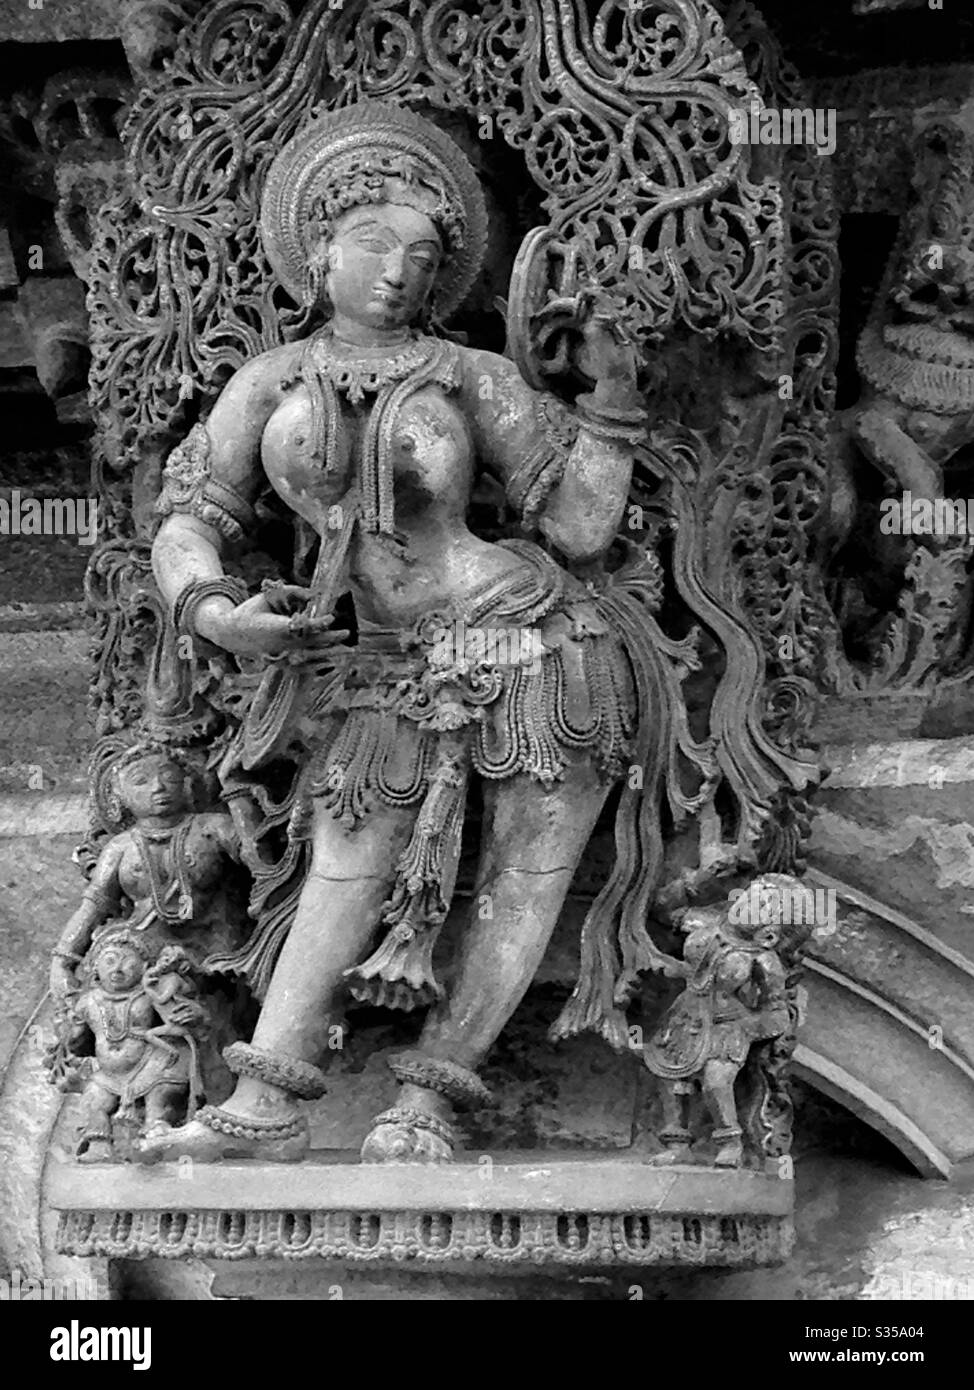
643, 875, 809, 1169
58, 932, 207, 1161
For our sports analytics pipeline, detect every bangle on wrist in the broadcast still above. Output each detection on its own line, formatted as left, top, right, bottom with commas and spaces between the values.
575, 391, 647, 444
172, 577, 248, 640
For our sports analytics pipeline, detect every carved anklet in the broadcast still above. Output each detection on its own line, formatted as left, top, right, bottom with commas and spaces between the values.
711, 1125, 743, 1142
224, 1041, 327, 1100
369, 1105, 457, 1149
196, 1104, 307, 1143
388, 1050, 491, 1108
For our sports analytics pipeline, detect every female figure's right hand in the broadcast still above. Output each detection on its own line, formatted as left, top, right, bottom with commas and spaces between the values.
49, 958, 76, 999
194, 589, 348, 658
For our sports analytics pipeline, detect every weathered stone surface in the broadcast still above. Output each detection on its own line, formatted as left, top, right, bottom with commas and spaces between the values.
118, 0, 197, 79
821, 736, 974, 791
15, 275, 88, 398
49, 1154, 793, 1215
860, 1199, 974, 1299
3, 822, 973, 1299
812, 781, 974, 958
0, 438, 93, 608
0, 229, 17, 291
811, 65, 974, 215
0, 0, 121, 43
0, 833, 79, 1083
51, 1156, 795, 1269
0, 302, 30, 368
280, 986, 639, 1154
0, 838, 102, 1295
789, 735, 974, 1177
0, 630, 89, 793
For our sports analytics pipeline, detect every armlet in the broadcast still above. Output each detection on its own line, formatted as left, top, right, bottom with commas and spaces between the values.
81, 883, 115, 913
155, 423, 256, 543
504, 394, 579, 532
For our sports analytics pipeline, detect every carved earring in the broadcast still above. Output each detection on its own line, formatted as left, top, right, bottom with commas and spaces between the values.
302, 259, 322, 310
303, 243, 333, 314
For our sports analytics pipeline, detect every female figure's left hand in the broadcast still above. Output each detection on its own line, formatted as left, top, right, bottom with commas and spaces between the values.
573, 291, 640, 402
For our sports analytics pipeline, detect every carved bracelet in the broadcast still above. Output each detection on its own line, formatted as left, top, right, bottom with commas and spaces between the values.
575, 392, 648, 445
172, 576, 249, 640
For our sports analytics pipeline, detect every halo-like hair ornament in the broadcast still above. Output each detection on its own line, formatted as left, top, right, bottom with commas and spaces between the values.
259, 102, 488, 320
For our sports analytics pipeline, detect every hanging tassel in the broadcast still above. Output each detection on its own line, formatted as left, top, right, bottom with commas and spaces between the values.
345, 734, 469, 1011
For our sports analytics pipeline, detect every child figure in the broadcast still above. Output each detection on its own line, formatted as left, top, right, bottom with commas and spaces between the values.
60, 932, 207, 1161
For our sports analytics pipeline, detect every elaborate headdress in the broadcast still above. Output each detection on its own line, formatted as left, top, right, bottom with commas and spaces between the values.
260, 102, 488, 320
89, 734, 196, 830
86, 928, 151, 970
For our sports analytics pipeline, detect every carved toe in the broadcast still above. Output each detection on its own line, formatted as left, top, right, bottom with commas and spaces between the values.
77, 1138, 113, 1164
713, 1139, 744, 1168
648, 1145, 692, 1167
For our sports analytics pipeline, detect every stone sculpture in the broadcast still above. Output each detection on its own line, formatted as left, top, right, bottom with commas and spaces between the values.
645, 873, 812, 1170
140, 99, 679, 1164
53, 3, 818, 1193
830, 100, 974, 686
46, 741, 246, 1156
49, 742, 243, 998
49, 932, 208, 1161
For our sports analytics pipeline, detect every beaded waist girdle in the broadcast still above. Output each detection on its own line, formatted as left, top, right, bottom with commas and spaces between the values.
298, 539, 634, 1011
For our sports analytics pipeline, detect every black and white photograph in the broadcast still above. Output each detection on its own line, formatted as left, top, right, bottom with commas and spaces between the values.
0, 0, 970, 1348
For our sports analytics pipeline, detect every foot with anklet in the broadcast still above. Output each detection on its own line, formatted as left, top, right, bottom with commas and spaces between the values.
360, 1051, 491, 1163
134, 1042, 325, 1163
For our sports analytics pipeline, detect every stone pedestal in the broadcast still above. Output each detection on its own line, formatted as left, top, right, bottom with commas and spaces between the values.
50, 1154, 793, 1271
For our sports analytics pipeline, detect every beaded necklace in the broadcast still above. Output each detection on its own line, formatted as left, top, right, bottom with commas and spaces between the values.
135, 822, 195, 923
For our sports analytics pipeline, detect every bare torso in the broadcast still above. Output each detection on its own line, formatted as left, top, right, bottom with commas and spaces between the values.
115, 817, 230, 909
260, 376, 532, 626
83, 991, 157, 1075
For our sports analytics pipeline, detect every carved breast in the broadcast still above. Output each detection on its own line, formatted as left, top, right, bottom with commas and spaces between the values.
260, 383, 474, 532
117, 826, 224, 905
261, 385, 355, 532
389, 387, 474, 521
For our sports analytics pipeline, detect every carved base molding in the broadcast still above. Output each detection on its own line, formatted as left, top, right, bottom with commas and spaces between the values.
50, 1157, 793, 1270
56, 1207, 792, 1268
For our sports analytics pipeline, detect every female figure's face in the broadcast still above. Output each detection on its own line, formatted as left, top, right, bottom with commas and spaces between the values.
118, 755, 188, 821
325, 203, 442, 331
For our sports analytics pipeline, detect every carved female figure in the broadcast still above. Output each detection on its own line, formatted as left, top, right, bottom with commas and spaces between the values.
49, 744, 243, 999
146, 102, 661, 1164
